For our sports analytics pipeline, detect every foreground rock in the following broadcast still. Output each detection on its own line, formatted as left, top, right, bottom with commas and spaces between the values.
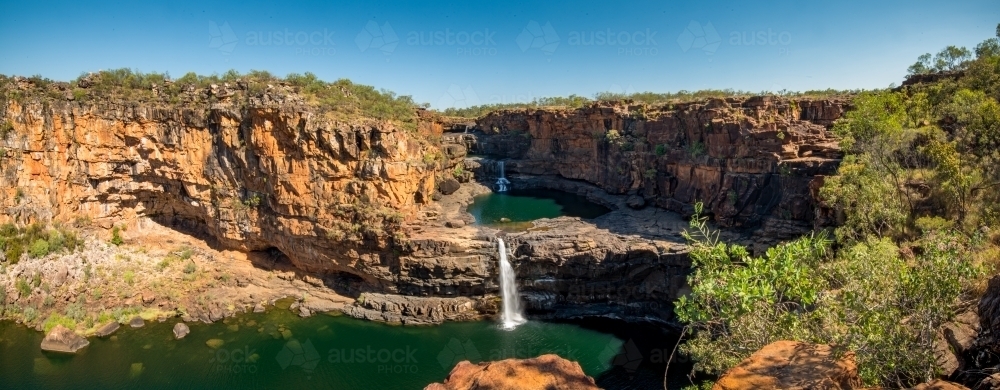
94, 321, 120, 337
173, 323, 190, 339
910, 380, 969, 390
424, 354, 599, 390
713, 341, 860, 390
40, 325, 90, 354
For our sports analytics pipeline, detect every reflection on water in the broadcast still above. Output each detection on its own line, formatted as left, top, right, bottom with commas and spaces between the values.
467, 188, 611, 230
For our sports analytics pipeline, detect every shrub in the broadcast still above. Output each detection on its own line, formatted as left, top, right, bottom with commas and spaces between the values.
5, 241, 23, 264
22, 307, 38, 323
686, 141, 706, 158
676, 202, 982, 386
110, 226, 123, 246
655, 144, 667, 156
29, 239, 50, 258
183, 262, 196, 274
123, 270, 135, 285
16, 277, 31, 296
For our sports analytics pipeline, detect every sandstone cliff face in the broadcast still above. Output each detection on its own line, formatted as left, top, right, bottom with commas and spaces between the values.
0, 78, 438, 289
466, 97, 846, 240
0, 76, 849, 326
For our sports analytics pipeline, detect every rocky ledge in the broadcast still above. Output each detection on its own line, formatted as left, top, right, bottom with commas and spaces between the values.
424, 354, 600, 390
40, 325, 90, 354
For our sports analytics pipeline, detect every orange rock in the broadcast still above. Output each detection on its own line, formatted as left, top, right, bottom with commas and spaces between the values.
713, 340, 860, 390
909, 379, 969, 390
425, 354, 600, 390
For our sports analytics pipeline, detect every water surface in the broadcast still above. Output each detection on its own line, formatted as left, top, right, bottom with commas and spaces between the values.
467, 188, 610, 228
0, 309, 627, 390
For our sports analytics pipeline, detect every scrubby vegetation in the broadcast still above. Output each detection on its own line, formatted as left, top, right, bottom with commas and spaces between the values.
441, 88, 859, 118
0, 223, 81, 264
0, 69, 425, 131
677, 25, 1000, 387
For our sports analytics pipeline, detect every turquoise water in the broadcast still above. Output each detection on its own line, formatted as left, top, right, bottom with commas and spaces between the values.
0, 309, 625, 390
466, 188, 610, 226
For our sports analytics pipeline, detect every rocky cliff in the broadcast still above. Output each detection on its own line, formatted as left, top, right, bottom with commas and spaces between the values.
0, 74, 848, 325
461, 97, 846, 242
0, 76, 439, 291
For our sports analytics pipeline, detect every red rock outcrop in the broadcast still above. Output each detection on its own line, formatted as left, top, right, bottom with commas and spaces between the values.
468, 97, 846, 242
424, 354, 600, 390
713, 340, 860, 390
0, 77, 439, 289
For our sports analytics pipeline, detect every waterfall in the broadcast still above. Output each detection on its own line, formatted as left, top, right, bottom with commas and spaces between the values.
497, 238, 526, 329
495, 161, 511, 192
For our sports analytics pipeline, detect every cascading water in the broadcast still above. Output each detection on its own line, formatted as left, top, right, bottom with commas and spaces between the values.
495, 161, 511, 192
497, 238, 526, 329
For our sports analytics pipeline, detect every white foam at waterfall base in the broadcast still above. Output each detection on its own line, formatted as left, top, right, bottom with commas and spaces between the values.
497, 238, 526, 330
496, 161, 510, 192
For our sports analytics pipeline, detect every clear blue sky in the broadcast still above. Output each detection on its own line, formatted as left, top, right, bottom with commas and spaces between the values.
1, 0, 997, 108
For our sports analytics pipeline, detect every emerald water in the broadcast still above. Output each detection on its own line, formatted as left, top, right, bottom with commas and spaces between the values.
467, 188, 611, 226
0, 308, 640, 389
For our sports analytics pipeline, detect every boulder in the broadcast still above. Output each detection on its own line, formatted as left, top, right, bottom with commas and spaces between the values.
129, 316, 145, 328
975, 373, 1000, 390
910, 380, 969, 390
445, 220, 465, 228
50, 263, 69, 287
40, 325, 89, 353
626, 195, 645, 209
935, 310, 979, 376
424, 354, 599, 390
713, 341, 860, 390
141, 290, 156, 304
94, 321, 120, 337
173, 322, 190, 339
438, 178, 461, 195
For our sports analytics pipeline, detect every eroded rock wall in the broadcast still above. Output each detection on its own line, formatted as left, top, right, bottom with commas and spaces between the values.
0, 83, 439, 289
469, 97, 846, 239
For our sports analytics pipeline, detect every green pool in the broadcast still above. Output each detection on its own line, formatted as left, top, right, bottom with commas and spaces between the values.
0, 308, 632, 390
466, 188, 611, 227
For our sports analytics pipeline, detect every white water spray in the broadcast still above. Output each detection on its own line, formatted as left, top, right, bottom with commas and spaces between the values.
497, 238, 526, 329
496, 161, 511, 192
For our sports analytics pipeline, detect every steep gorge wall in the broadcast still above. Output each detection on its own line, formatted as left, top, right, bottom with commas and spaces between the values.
467, 97, 847, 240
0, 81, 441, 290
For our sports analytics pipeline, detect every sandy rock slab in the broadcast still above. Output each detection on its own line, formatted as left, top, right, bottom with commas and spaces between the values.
713, 340, 860, 390
424, 354, 599, 390
41, 325, 89, 354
